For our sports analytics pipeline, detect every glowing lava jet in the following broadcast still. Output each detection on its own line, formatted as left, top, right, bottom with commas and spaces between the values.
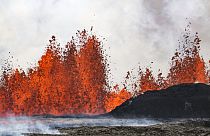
0, 30, 112, 116
0, 25, 209, 116
138, 25, 209, 93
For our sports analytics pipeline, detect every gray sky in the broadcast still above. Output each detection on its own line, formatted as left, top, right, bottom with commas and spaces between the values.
0, 0, 210, 85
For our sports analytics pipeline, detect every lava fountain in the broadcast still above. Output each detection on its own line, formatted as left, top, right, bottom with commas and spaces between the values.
0, 30, 113, 116
137, 24, 209, 93
0, 25, 210, 116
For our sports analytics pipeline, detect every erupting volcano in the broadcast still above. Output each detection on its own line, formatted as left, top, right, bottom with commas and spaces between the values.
137, 24, 209, 93
0, 30, 131, 115
0, 25, 210, 116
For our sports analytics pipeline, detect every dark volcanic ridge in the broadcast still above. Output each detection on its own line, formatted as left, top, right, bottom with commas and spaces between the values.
109, 83, 210, 118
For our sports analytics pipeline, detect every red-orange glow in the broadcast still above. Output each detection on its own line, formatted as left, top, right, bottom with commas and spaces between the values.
0, 31, 109, 116
104, 86, 131, 112
139, 68, 159, 92
77, 31, 108, 114
138, 25, 209, 92
0, 26, 210, 116
167, 31, 207, 86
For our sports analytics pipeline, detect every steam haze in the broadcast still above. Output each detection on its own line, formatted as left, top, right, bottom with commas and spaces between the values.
0, 0, 210, 84
0, 116, 160, 135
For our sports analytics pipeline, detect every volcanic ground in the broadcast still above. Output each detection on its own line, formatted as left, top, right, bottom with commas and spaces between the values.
21, 83, 210, 135
26, 119, 210, 136
110, 83, 210, 118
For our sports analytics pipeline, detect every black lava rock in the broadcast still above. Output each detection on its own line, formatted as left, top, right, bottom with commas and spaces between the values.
110, 83, 210, 118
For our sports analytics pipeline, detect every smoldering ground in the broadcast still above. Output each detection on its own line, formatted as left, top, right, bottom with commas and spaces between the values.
0, 116, 161, 135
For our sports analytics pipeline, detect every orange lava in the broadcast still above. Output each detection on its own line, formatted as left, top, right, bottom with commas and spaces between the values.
104, 85, 131, 112
138, 25, 209, 92
0, 30, 110, 115
0, 25, 210, 116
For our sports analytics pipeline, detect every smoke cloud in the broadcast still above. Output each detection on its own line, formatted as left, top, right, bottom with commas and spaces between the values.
0, 0, 210, 84
0, 116, 60, 135
0, 116, 161, 135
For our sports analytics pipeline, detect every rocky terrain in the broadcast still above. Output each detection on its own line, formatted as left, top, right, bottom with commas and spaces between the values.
26, 119, 210, 136
110, 83, 210, 118
25, 83, 210, 136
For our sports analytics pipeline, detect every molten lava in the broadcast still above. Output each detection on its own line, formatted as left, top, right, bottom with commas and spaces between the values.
0, 25, 210, 116
0, 30, 111, 115
104, 85, 131, 112
139, 68, 159, 92
138, 25, 209, 92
